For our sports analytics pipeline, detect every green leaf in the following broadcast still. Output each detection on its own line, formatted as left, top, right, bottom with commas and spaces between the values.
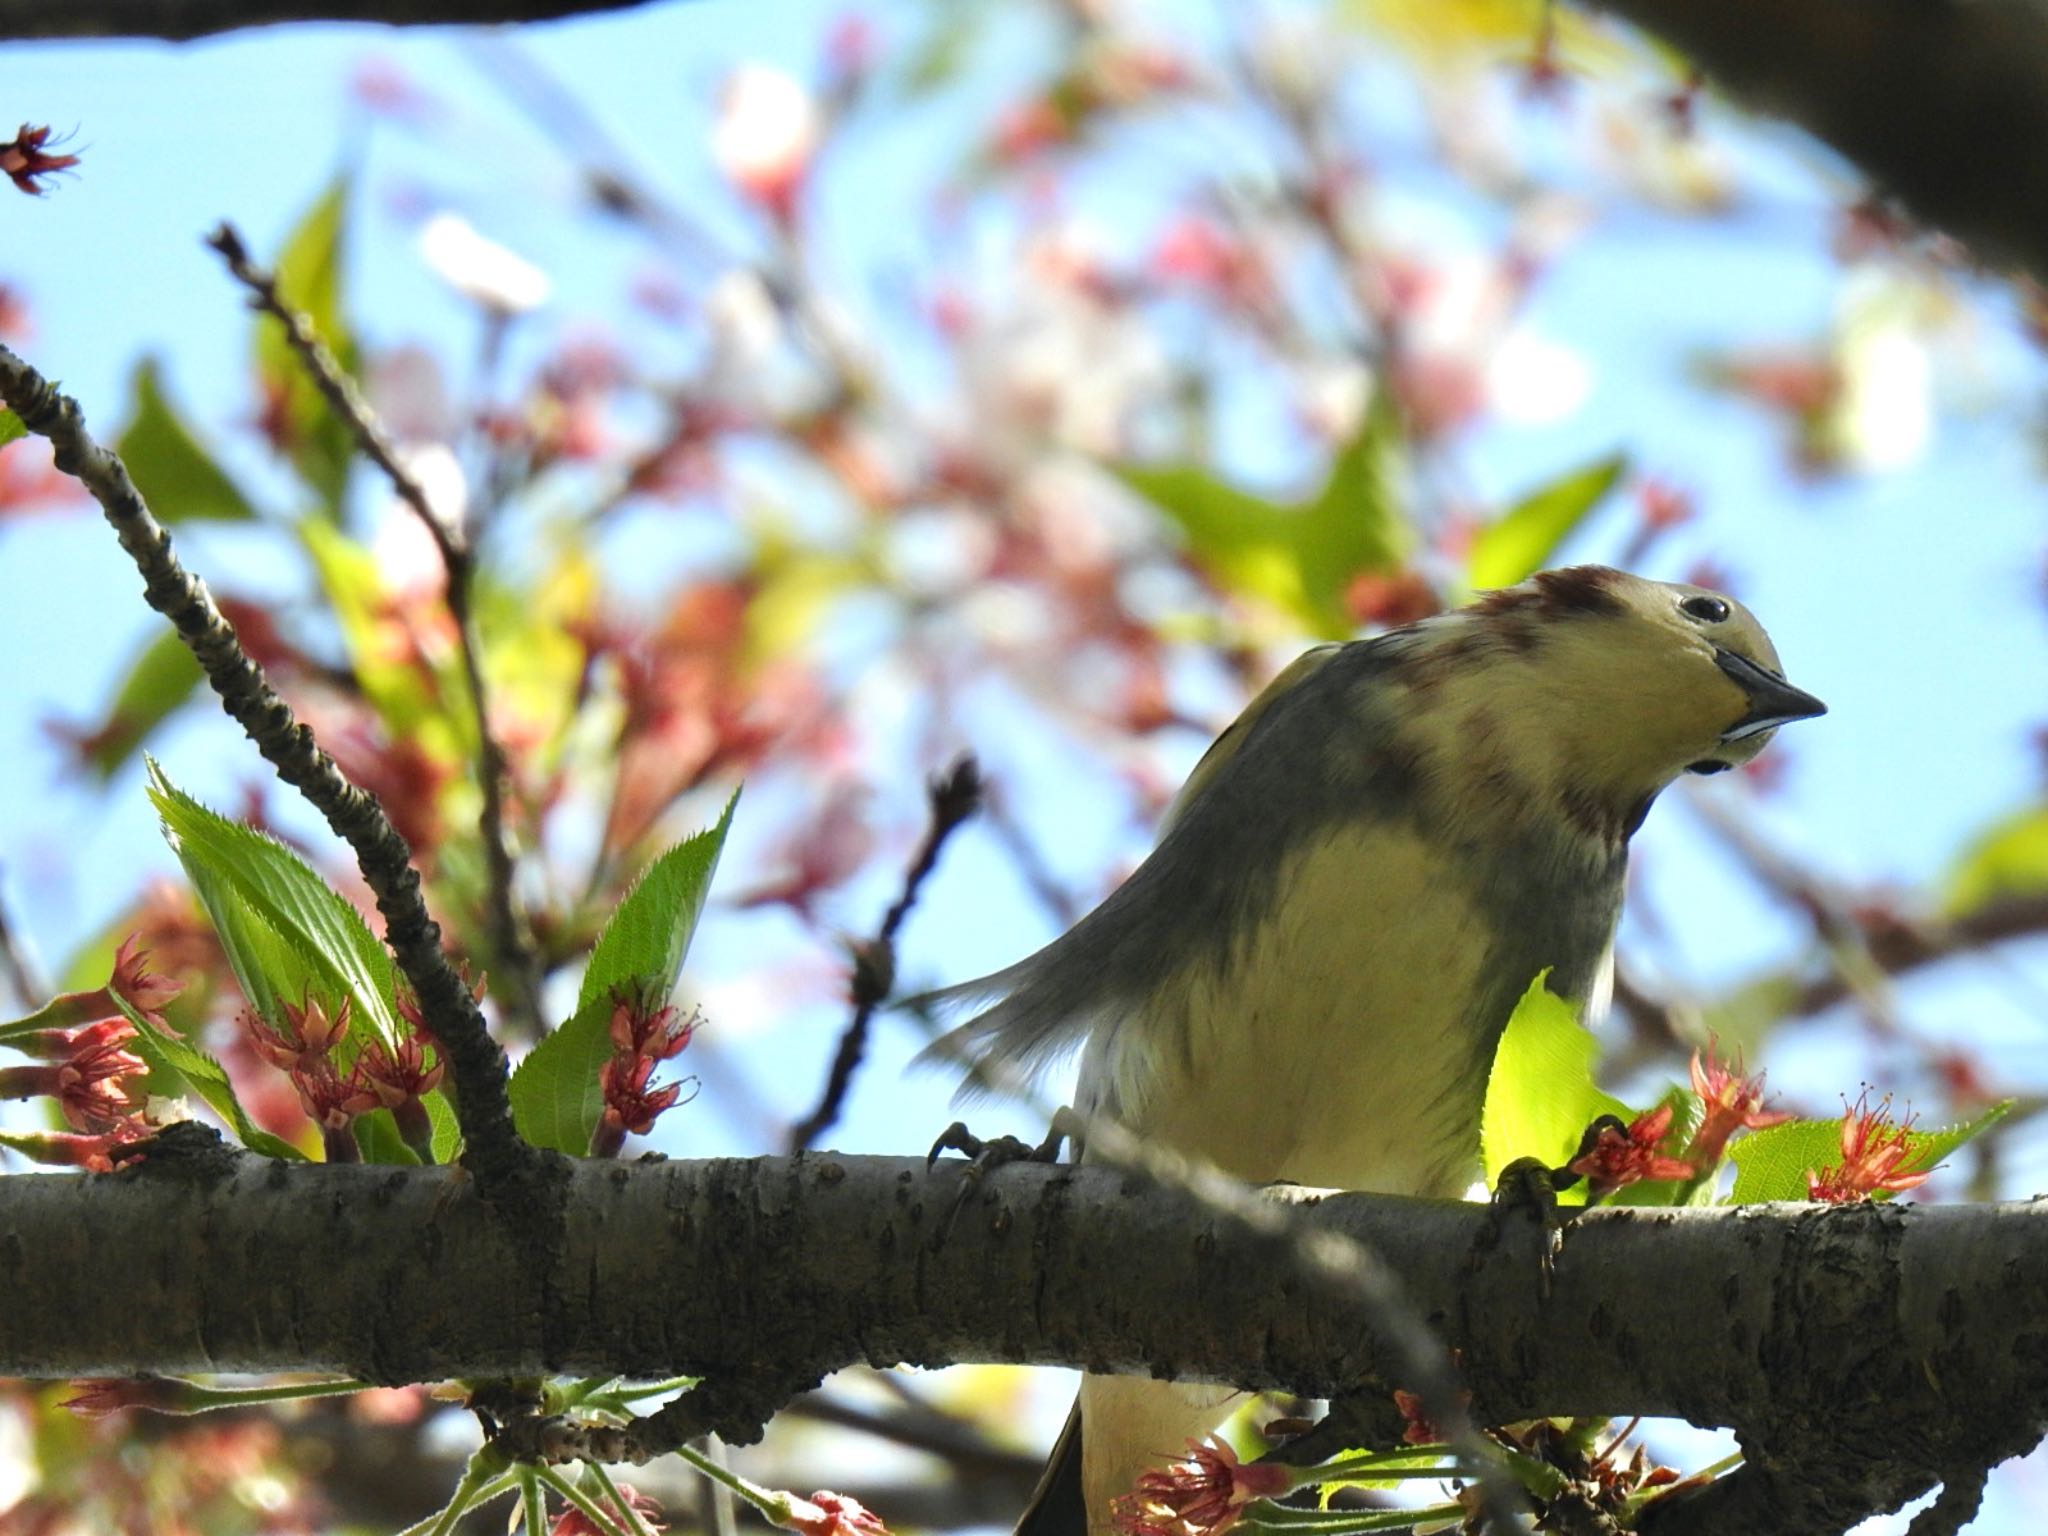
508, 792, 737, 1155
114, 357, 259, 523
1480, 971, 1632, 1190
145, 759, 401, 1050
576, 790, 738, 1013
507, 991, 616, 1157
1118, 393, 1407, 638
0, 409, 24, 449
109, 990, 305, 1161
1465, 452, 1627, 591
62, 626, 205, 781
1944, 804, 2048, 916
1729, 1101, 2011, 1204
255, 177, 355, 511
352, 1109, 420, 1166
426, 1088, 461, 1163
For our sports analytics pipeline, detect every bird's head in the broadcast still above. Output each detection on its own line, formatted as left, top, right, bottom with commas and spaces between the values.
1512, 566, 1824, 777
1410, 565, 1825, 840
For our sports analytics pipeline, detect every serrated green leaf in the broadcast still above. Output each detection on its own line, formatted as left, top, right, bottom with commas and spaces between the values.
509, 794, 737, 1155
1118, 393, 1407, 638
61, 626, 205, 781
256, 177, 355, 511
145, 759, 400, 1049
1466, 452, 1626, 591
0, 409, 24, 448
1944, 804, 2048, 916
1728, 1101, 2011, 1204
507, 991, 615, 1156
110, 991, 305, 1161
115, 357, 259, 523
1480, 970, 1632, 1190
577, 790, 739, 1013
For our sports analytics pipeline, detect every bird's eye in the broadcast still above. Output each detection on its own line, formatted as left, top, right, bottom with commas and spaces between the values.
1680, 595, 1730, 624
1687, 759, 1731, 775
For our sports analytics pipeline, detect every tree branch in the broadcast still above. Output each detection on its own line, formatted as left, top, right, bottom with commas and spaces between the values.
0, 0, 659, 40
4, 1149, 2046, 1533
1583, 0, 2048, 281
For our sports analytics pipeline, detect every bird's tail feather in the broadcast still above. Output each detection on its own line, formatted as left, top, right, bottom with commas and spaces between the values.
1014, 1399, 1086, 1536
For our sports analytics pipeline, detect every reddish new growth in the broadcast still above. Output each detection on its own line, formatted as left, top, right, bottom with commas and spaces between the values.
1807, 1091, 1935, 1203
550, 1482, 666, 1536
777, 1491, 891, 1536
591, 988, 701, 1158
1566, 1106, 1694, 1199
1686, 1040, 1792, 1167
108, 934, 183, 1026
1391, 1387, 1459, 1447
1, 124, 80, 195
242, 989, 445, 1162
1110, 1439, 1294, 1536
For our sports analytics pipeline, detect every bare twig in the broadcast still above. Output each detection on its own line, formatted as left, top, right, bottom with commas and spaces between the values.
786, 756, 984, 1153
0, 342, 533, 1188
0, 867, 47, 1008
206, 221, 544, 1039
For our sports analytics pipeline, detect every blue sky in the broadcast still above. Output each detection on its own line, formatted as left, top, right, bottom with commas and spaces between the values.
4, 4, 2048, 1528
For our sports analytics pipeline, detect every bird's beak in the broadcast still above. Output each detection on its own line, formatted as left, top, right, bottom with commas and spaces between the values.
1715, 649, 1828, 742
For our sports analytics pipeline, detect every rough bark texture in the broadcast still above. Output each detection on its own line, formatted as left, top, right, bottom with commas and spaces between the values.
3, 1147, 2047, 1529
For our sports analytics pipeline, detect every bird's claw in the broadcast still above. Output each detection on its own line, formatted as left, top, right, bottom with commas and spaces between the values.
1481, 1155, 1568, 1296
925, 1119, 1067, 1242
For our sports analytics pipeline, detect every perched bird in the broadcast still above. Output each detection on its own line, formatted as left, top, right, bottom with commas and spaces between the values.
925, 565, 1825, 1536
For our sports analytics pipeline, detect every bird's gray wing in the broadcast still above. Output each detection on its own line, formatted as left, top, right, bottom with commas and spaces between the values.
912, 641, 1389, 1101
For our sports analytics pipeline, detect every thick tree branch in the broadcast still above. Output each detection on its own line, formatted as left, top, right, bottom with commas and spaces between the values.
0, 0, 659, 40
1583, 0, 2048, 281
4, 1149, 2046, 1533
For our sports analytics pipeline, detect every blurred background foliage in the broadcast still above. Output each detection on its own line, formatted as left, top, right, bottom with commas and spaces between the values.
4, 0, 2048, 1529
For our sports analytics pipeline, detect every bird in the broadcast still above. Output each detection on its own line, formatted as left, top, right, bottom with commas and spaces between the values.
921, 564, 1826, 1536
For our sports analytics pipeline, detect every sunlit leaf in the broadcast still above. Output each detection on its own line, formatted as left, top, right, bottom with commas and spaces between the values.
1480, 970, 1631, 1192
576, 789, 738, 1013
1944, 804, 2048, 916
146, 759, 401, 1049
255, 176, 355, 512
1728, 1101, 2010, 1204
1465, 452, 1625, 591
0, 409, 24, 449
115, 357, 259, 523
60, 626, 205, 781
1119, 393, 1406, 638
509, 792, 737, 1155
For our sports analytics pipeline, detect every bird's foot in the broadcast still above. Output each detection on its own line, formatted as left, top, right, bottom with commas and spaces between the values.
925, 1119, 1067, 1241
1479, 1155, 1572, 1295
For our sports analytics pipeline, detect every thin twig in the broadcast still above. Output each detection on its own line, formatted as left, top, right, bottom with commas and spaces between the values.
786, 755, 983, 1152
0, 341, 532, 1187
0, 867, 48, 1008
205, 221, 544, 1039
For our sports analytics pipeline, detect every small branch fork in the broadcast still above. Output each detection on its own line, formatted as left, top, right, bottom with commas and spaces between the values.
205, 221, 544, 1039
785, 754, 984, 1153
0, 342, 532, 1188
